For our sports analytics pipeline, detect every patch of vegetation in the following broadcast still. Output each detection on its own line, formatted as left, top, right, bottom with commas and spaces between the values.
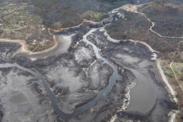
161, 61, 174, 80
172, 62, 183, 80
164, 67, 174, 78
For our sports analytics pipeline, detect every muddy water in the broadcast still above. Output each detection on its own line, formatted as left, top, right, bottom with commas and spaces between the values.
125, 68, 156, 114
124, 59, 173, 114
113, 55, 157, 114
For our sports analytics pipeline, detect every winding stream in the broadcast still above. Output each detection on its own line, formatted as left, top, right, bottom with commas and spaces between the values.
0, 28, 119, 120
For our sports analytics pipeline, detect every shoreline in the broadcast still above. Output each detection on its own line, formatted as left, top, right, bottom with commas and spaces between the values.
0, 34, 73, 61
48, 19, 101, 33
0, 37, 57, 60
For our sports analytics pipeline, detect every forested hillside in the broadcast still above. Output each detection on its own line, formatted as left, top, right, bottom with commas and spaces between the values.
19, 0, 138, 28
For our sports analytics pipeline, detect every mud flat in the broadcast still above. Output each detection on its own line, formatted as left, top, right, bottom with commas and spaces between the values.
0, 3, 178, 122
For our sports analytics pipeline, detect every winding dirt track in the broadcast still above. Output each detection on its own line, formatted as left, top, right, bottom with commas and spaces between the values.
120, 4, 183, 39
